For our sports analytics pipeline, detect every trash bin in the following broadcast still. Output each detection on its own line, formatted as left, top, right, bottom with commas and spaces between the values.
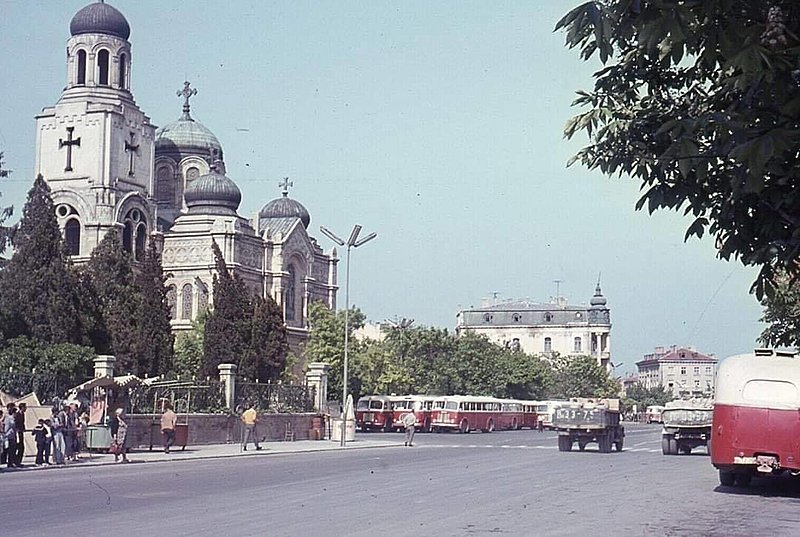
330, 418, 355, 442
84, 425, 112, 450
149, 422, 189, 451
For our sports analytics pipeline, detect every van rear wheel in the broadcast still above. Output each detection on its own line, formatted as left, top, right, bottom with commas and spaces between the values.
719, 470, 735, 486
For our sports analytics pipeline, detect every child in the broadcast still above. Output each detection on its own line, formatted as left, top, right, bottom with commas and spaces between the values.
32, 419, 50, 466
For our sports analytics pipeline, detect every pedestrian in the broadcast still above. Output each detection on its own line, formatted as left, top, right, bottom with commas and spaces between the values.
32, 419, 50, 466
64, 403, 77, 461
109, 408, 130, 463
241, 404, 262, 451
14, 402, 27, 466
3, 404, 18, 468
51, 405, 66, 465
402, 411, 416, 447
0, 408, 5, 469
161, 403, 177, 453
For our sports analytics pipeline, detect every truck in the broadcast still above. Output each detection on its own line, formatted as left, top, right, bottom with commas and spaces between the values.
553, 398, 624, 453
661, 399, 713, 455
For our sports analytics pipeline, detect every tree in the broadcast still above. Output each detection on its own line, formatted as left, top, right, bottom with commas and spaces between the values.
245, 295, 289, 382
173, 311, 207, 379
758, 270, 800, 349
81, 229, 140, 374
133, 240, 174, 377
547, 354, 620, 399
504, 351, 552, 400
0, 336, 95, 380
0, 175, 81, 344
203, 241, 251, 378
304, 300, 366, 401
557, 1, 800, 299
624, 382, 673, 412
0, 152, 13, 266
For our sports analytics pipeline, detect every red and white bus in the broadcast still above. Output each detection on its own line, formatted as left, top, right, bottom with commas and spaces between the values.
389, 395, 441, 432
534, 401, 566, 430
430, 395, 507, 433
518, 400, 540, 430
711, 348, 800, 487
355, 395, 394, 432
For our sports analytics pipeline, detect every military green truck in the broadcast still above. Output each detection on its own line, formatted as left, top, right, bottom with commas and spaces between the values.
553, 398, 624, 453
661, 399, 713, 455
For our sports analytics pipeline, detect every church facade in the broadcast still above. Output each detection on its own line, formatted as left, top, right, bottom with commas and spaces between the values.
33, 1, 339, 355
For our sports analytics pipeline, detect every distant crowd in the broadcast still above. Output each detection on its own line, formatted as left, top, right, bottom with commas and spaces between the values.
1, 401, 88, 469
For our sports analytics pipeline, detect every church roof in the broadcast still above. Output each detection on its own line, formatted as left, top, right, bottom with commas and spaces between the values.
184, 169, 241, 216
155, 82, 223, 159
259, 194, 310, 229
260, 216, 302, 238
70, 1, 130, 40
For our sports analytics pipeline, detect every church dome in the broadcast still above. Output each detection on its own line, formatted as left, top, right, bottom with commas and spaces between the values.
155, 118, 223, 157
259, 193, 311, 228
590, 284, 607, 307
184, 169, 241, 215
70, 1, 130, 40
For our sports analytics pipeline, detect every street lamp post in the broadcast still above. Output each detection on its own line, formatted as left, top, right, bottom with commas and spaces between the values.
319, 224, 377, 447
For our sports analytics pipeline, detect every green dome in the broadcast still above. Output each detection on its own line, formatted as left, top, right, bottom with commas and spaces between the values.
184, 170, 241, 215
155, 117, 223, 157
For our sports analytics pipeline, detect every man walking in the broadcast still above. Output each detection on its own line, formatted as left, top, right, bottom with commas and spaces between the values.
14, 402, 26, 466
4, 404, 18, 468
161, 403, 177, 453
403, 412, 416, 447
241, 404, 262, 451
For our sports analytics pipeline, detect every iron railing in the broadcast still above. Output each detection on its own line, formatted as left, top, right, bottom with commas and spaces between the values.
235, 380, 315, 413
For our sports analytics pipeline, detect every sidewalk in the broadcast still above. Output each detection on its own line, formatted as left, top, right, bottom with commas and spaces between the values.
3, 437, 400, 471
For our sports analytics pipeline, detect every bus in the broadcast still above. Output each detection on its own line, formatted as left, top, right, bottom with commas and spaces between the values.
430, 395, 507, 433
355, 395, 394, 432
645, 405, 665, 424
711, 348, 800, 487
534, 401, 566, 430
519, 400, 540, 430
389, 395, 441, 432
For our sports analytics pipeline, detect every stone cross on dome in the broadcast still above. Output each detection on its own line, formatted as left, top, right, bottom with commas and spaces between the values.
279, 177, 293, 197
177, 81, 197, 120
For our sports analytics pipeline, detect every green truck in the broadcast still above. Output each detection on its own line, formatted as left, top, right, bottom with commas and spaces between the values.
553, 398, 625, 453
661, 399, 713, 455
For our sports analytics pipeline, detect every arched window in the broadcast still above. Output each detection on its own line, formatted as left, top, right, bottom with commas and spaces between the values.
156, 165, 173, 202
544, 337, 552, 353
135, 223, 147, 261
166, 285, 177, 320
118, 53, 126, 89
97, 49, 109, 85
574, 337, 582, 353
285, 265, 296, 321
77, 50, 87, 85
181, 283, 193, 320
122, 221, 133, 253
197, 283, 209, 313
64, 219, 81, 256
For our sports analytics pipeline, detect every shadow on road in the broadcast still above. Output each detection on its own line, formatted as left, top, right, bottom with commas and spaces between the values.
714, 474, 800, 499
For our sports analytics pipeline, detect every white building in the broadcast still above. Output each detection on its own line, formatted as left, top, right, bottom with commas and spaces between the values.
635, 346, 717, 397
33, 2, 338, 356
455, 284, 612, 369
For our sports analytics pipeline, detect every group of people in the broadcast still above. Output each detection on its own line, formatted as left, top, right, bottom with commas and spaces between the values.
0, 401, 89, 469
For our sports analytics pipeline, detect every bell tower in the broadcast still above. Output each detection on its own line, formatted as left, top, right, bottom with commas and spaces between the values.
34, 1, 156, 261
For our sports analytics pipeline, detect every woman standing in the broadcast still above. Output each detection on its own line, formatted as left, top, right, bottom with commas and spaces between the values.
109, 408, 130, 463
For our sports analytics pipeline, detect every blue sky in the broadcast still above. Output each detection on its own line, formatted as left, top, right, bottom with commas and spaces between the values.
0, 1, 765, 373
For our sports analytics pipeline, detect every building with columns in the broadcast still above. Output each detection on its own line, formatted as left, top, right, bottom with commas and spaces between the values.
33, 1, 338, 355
455, 284, 612, 369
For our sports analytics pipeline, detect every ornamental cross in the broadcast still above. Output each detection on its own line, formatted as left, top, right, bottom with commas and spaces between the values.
177, 81, 197, 118
124, 132, 139, 176
59, 127, 81, 172
279, 177, 293, 196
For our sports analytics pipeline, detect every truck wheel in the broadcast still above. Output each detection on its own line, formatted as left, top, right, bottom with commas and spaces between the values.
735, 473, 752, 487
661, 436, 671, 455
599, 434, 612, 453
459, 419, 470, 434
578, 440, 587, 451
719, 470, 735, 486
668, 437, 678, 455
614, 438, 623, 452
559, 435, 572, 451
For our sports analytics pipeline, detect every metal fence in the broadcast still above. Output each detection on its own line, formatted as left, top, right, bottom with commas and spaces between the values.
129, 379, 227, 414
235, 380, 315, 414
0, 371, 87, 405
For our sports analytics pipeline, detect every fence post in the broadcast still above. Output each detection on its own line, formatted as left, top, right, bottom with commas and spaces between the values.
94, 355, 116, 378
305, 362, 330, 412
218, 363, 237, 411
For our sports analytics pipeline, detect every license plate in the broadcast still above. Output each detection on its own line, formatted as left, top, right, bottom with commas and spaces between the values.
734, 456, 757, 465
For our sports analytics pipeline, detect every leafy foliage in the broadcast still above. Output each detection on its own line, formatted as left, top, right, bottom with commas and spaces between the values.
546, 354, 620, 399
557, 1, 800, 298
244, 295, 288, 382
624, 382, 673, 411
0, 152, 13, 265
758, 270, 800, 349
173, 310, 207, 379
0, 175, 82, 344
133, 240, 174, 377
0, 336, 94, 380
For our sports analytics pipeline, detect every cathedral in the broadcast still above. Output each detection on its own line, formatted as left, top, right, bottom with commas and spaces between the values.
33, 1, 339, 355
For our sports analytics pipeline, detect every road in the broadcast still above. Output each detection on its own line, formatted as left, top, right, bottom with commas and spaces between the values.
4, 423, 800, 536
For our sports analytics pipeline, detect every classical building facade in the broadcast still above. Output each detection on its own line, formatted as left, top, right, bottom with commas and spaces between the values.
33, 1, 338, 355
635, 346, 717, 397
455, 284, 612, 369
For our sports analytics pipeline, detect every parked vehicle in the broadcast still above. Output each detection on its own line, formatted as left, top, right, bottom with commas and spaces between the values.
661, 399, 713, 455
711, 348, 800, 487
645, 405, 665, 424
518, 400, 540, 430
553, 398, 624, 453
430, 395, 505, 433
389, 395, 440, 432
534, 400, 566, 430
355, 395, 394, 432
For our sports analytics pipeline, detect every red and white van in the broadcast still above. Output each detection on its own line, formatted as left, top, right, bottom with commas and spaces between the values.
711, 348, 800, 487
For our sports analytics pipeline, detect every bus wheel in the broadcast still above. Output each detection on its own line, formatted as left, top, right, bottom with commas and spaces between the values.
486, 419, 495, 433
719, 470, 735, 486
423, 418, 431, 433
735, 473, 752, 487
459, 419, 470, 434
